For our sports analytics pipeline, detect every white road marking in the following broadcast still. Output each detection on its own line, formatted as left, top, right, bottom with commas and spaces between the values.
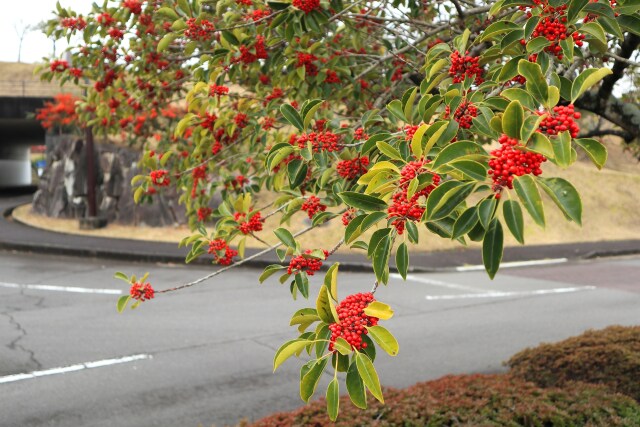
0, 354, 151, 385
425, 286, 596, 300
0, 282, 122, 295
455, 258, 568, 272
391, 273, 483, 293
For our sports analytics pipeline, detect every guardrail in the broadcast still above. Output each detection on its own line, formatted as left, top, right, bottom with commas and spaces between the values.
0, 80, 83, 98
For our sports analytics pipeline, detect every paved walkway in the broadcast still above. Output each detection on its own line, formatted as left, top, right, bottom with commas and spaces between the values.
2, 189, 640, 272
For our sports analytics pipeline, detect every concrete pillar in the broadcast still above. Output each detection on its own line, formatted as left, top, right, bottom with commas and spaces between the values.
0, 143, 31, 187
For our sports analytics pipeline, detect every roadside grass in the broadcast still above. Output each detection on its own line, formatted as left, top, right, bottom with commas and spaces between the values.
13, 138, 640, 253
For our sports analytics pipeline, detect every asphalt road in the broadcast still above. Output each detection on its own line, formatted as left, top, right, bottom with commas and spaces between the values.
1, 250, 639, 427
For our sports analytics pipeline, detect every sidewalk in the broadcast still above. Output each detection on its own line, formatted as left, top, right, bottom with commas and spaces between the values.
2, 190, 640, 272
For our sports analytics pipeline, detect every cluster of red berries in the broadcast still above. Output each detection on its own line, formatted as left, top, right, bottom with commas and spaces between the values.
391, 55, 406, 82
342, 208, 357, 226
210, 84, 229, 96
200, 112, 217, 131
388, 160, 440, 234
108, 27, 124, 39
537, 104, 581, 138
249, 9, 271, 22
337, 156, 370, 180
208, 239, 238, 265
292, 131, 341, 152
354, 127, 369, 141
264, 87, 284, 105
97, 12, 115, 26
50, 59, 69, 73
197, 206, 212, 222
328, 293, 379, 352
404, 124, 420, 141
130, 282, 154, 301
449, 51, 484, 85
261, 116, 276, 130
443, 101, 478, 129
185, 18, 215, 41
234, 211, 264, 234
301, 195, 327, 219
150, 169, 170, 187
287, 249, 329, 275
488, 134, 546, 195
234, 113, 249, 128
520, 2, 585, 59
296, 52, 319, 77
292, 0, 320, 13
123, 0, 143, 14
236, 36, 268, 64
324, 70, 341, 84
61, 16, 86, 30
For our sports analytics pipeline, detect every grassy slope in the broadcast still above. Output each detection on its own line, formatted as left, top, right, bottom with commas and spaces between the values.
14, 138, 640, 253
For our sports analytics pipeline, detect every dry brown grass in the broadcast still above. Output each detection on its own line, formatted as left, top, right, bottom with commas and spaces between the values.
13, 138, 640, 253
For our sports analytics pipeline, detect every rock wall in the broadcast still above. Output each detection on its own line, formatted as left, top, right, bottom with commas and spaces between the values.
32, 134, 185, 226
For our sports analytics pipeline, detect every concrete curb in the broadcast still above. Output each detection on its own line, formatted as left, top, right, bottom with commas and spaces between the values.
3, 199, 640, 274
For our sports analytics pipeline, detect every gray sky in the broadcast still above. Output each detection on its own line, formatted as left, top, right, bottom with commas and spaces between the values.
1, 0, 91, 63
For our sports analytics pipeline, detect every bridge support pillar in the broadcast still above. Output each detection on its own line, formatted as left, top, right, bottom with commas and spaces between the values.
0, 144, 31, 188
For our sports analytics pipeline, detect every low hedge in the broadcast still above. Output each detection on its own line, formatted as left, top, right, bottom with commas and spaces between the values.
247, 373, 640, 426
508, 325, 640, 401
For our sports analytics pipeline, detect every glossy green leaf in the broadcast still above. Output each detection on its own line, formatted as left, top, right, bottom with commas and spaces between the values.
300, 358, 328, 402
376, 141, 403, 161
274, 228, 296, 248
333, 337, 352, 355
452, 206, 479, 239
518, 60, 548, 106
426, 181, 475, 221
355, 352, 384, 403
116, 295, 130, 313
574, 138, 607, 169
502, 100, 524, 139
396, 242, 409, 280
478, 197, 497, 229
280, 104, 304, 131
339, 192, 388, 212
571, 68, 613, 103
513, 175, 545, 227
363, 301, 394, 320
324, 263, 339, 301
274, 339, 311, 371
431, 141, 486, 170
482, 219, 504, 279
327, 378, 339, 421
553, 130, 572, 168
538, 177, 582, 225
503, 200, 525, 244
316, 285, 338, 324
367, 325, 399, 356
346, 360, 367, 409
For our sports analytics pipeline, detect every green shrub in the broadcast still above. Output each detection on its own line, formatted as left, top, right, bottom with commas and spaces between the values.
508, 325, 640, 401
247, 374, 640, 426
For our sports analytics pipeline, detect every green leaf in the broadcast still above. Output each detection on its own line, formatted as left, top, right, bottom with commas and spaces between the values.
327, 378, 339, 421
402, 87, 418, 123
372, 235, 392, 285
426, 181, 476, 221
363, 301, 394, 320
449, 160, 488, 181
367, 325, 399, 356
526, 36, 551, 54
273, 339, 311, 371
502, 88, 538, 110
567, 0, 590, 22
300, 358, 328, 402
411, 123, 429, 158
513, 175, 545, 227
295, 273, 309, 299
333, 337, 352, 355
274, 228, 296, 248
355, 352, 384, 403
528, 132, 555, 159
324, 263, 339, 301
157, 6, 179, 19
339, 192, 388, 212
396, 242, 409, 280
386, 99, 407, 122
518, 60, 548, 107
114, 272, 130, 283
376, 141, 403, 161
116, 295, 130, 313
571, 68, 613, 103
502, 100, 524, 139
280, 104, 304, 131
346, 361, 367, 409
521, 114, 546, 143
537, 177, 582, 225
553, 130, 572, 168
477, 197, 497, 229
574, 138, 607, 169
452, 206, 479, 239
483, 219, 504, 279
302, 99, 323, 129
259, 264, 286, 283
290, 308, 321, 326
479, 20, 522, 41
316, 285, 338, 324
503, 200, 525, 244
431, 141, 486, 170
157, 33, 177, 52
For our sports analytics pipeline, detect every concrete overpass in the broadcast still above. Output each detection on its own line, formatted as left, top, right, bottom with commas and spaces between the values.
0, 95, 49, 188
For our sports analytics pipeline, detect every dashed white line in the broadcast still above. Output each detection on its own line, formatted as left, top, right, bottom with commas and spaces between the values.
425, 286, 596, 300
0, 282, 122, 295
0, 354, 152, 385
391, 273, 483, 293
455, 258, 568, 272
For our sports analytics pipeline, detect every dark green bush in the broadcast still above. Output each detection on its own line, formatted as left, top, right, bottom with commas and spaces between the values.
248, 373, 640, 426
508, 325, 640, 401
